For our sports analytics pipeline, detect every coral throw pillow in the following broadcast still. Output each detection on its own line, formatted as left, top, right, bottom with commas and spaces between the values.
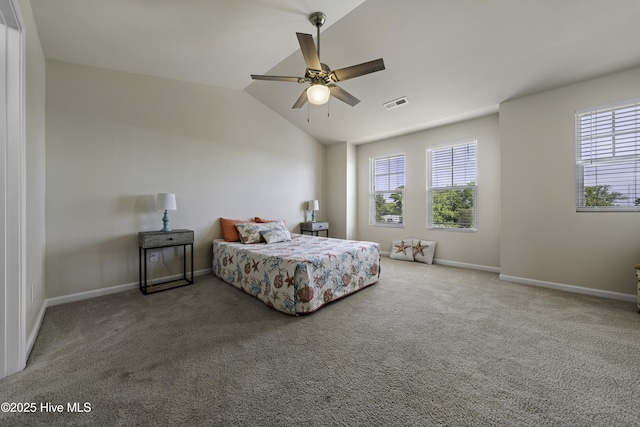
220, 218, 253, 242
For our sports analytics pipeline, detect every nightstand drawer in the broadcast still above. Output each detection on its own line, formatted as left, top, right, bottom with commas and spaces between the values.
300, 222, 329, 235
313, 222, 328, 231
138, 229, 194, 248
301, 221, 328, 231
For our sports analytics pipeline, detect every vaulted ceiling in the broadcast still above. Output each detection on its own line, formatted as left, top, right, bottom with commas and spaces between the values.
31, 0, 640, 145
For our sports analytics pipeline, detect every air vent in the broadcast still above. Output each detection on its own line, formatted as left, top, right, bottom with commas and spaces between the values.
383, 97, 409, 110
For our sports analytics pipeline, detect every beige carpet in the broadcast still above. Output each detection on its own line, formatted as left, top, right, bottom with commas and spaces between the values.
1, 257, 639, 426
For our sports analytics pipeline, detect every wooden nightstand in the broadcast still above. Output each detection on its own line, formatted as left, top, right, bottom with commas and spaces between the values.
138, 229, 194, 294
300, 221, 329, 237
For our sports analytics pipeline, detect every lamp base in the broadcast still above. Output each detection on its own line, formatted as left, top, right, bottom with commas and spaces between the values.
311, 211, 316, 223
161, 210, 172, 232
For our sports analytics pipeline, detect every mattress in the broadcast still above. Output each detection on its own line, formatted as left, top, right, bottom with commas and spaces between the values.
212, 234, 381, 315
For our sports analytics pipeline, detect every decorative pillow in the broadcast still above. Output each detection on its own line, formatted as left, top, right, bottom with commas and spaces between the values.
389, 239, 414, 261
259, 220, 292, 244
220, 218, 254, 242
413, 239, 437, 264
255, 217, 286, 224
235, 222, 271, 244
255, 217, 274, 223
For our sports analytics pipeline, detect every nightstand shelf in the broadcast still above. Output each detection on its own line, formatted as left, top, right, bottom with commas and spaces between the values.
138, 229, 194, 295
300, 221, 329, 237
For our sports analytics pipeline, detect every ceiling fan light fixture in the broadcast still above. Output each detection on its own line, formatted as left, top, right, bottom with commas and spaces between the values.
250, 11, 385, 110
307, 84, 330, 105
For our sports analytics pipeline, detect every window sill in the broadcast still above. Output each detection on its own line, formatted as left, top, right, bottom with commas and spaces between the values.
577, 207, 640, 212
428, 226, 477, 233
371, 223, 404, 228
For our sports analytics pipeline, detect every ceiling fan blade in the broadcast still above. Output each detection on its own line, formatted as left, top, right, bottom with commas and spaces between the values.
296, 32, 322, 71
330, 58, 385, 82
251, 74, 305, 83
329, 84, 360, 107
292, 89, 308, 109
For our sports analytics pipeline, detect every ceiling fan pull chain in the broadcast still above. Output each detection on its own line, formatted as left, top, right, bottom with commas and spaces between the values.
307, 101, 310, 123
327, 98, 330, 117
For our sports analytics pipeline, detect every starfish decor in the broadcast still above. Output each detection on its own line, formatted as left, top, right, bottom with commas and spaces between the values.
394, 240, 411, 255
413, 241, 429, 257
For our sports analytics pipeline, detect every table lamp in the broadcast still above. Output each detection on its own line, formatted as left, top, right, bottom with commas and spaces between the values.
308, 200, 319, 222
157, 193, 177, 232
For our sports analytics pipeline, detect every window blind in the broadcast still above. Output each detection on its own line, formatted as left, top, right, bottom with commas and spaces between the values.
427, 141, 477, 230
370, 154, 405, 226
430, 142, 477, 187
374, 155, 405, 192
576, 97, 640, 211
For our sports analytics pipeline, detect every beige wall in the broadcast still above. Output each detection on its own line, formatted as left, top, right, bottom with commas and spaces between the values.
346, 142, 357, 240
36, 37, 640, 305
500, 66, 640, 296
356, 114, 501, 269
21, 0, 46, 342
326, 142, 356, 240
45, 60, 324, 298
326, 143, 347, 238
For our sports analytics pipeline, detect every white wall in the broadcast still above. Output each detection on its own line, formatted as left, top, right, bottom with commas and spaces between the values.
500, 66, 640, 296
20, 0, 46, 347
45, 60, 324, 298
356, 114, 501, 269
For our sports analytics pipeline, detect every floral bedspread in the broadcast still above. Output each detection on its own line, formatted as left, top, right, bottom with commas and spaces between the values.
212, 234, 381, 315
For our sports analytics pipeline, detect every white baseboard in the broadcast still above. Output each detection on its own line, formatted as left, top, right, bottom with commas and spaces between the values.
27, 286, 139, 361
433, 259, 500, 273
47, 281, 139, 307
25, 268, 213, 360
26, 300, 48, 359
381, 252, 500, 274
383, 252, 635, 303
499, 274, 637, 303
47, 268, 212, 307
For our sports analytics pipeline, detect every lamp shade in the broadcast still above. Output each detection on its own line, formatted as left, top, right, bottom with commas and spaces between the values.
308, 200, 319, 211
307, 84, 330, 105
157, 193, 177, 211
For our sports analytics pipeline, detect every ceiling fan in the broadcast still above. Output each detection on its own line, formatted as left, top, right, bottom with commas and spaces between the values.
251, 12, 385, 109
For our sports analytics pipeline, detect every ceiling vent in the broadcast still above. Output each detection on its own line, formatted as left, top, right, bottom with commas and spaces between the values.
384, 97, 408, 110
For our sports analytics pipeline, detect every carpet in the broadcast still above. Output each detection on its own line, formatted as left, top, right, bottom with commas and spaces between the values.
1, 257, 639, 426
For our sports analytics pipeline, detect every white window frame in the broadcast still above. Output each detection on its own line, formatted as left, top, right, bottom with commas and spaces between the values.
427, 140, 477, 232
576, 97, 640, 212
369, 154, 405, 228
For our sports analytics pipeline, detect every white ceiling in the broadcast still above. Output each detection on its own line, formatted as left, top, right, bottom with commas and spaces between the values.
31, 0, 640, 145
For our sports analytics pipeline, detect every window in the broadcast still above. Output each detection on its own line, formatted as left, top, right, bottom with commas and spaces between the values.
427, 141, 477, 230
370, 154, 405, 226
576, 98, 640, 211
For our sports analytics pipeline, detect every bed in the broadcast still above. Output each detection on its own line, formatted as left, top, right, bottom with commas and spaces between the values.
212, 233, 381, 315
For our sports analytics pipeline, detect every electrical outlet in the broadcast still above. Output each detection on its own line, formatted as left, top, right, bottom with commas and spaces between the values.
149, 252, 159, 262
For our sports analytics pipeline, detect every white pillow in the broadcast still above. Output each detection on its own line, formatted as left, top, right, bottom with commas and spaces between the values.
260, 220, 292, 244
413, 239, 436, 264
389, 239, 414, 261
235, 222, 270, 244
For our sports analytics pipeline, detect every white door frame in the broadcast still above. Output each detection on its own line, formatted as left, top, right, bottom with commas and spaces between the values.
0, 0, 26, 379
